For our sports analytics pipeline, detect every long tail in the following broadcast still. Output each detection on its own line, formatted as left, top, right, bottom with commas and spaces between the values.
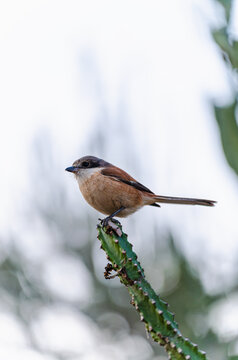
153, 195, 216, 207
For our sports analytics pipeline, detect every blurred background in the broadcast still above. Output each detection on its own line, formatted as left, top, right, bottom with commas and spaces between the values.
0, 0, 238, 359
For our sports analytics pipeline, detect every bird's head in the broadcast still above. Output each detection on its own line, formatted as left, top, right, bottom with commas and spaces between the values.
65, 156, 111, 179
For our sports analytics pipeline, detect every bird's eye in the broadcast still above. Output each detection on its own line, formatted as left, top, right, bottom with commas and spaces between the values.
82, 161, 90, 167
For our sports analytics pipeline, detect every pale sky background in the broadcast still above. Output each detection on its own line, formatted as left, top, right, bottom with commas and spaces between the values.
1, 0, 238, 358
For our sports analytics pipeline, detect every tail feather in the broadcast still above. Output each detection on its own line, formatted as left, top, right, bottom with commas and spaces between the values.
153, 195, 216, 207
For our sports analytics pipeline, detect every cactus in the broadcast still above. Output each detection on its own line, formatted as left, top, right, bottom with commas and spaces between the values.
97, 220, 207, 360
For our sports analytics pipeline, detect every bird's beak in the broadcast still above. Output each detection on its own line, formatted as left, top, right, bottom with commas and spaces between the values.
65, 166, 78, 173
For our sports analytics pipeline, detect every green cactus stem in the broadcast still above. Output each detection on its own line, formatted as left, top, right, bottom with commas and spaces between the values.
97, 220, 207, 360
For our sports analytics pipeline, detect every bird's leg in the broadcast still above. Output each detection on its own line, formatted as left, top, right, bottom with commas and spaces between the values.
101, 206, 125, 227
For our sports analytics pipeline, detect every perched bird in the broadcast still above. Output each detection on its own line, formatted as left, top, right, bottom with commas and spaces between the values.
65, 156, 216, 225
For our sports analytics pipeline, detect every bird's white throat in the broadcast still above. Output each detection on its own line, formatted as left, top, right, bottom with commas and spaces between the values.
75, 167, 103, 186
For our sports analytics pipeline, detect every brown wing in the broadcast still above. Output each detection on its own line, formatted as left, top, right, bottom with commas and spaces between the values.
101, 167, 154, 194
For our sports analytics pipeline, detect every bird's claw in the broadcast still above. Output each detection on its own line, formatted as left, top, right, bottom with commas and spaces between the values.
101, 217, 110, 228
111, 218, 120, 225
100, 217, 120, 228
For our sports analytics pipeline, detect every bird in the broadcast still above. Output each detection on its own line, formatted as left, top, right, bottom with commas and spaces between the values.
65, 155, 216, 226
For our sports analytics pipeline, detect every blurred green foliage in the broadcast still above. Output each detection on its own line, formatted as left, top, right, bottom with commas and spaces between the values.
214, 102, 238, 176
213, 27, 238, 69
213, 0, 238, 177
216, 0, 232, 22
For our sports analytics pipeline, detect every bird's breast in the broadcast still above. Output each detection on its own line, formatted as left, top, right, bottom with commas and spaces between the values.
76, 170, 143, 216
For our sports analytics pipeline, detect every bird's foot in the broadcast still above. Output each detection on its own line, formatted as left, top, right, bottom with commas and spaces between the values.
100, 216, 111, 228
100, 217, 120, 228
100, 207, 125, 228
111, 218, 120, 225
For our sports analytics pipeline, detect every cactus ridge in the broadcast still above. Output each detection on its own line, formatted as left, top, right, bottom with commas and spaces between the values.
97, 220, 207, 360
